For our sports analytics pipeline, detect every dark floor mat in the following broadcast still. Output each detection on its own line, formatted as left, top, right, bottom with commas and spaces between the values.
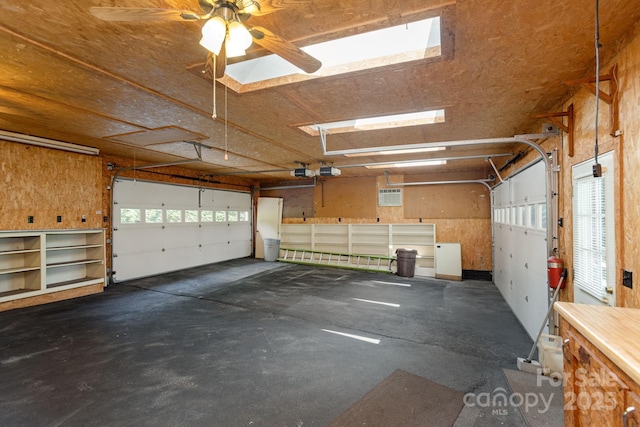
328, 369, 465, 427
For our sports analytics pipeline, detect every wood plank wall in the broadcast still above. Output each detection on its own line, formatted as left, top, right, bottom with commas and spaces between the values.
504, 31, 640, 308
0, 141, 102, 230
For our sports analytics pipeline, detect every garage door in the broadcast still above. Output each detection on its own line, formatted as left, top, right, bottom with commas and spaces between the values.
492, 160, 548, 340
112, 179, 252, 282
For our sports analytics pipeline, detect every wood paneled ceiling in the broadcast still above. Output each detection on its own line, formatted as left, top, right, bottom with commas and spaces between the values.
0, 0, 638, 181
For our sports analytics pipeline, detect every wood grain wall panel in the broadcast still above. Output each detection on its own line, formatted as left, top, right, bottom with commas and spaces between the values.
261, 187, 314, 218
435, 218, 492, 271
404, 183, 490, 219
0, 141, 102, 230
615, 34, 640, 308
313, 177, 377, 218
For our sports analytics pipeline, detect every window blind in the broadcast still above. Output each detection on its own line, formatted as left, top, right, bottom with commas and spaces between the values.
573, 175, 607, 300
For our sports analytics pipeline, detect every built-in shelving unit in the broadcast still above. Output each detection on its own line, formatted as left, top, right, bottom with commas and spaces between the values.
279, 223, 436, 277
391, 224, 436, 276
0, 229, 106, 311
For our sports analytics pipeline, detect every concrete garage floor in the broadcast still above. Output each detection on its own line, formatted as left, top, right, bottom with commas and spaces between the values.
0, 259, 535, 426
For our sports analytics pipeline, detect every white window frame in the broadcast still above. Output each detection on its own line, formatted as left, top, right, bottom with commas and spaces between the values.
572, 151, 615, 306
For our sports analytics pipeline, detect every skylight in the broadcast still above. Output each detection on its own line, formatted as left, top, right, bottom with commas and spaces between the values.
298, 109, 445, 136
222, 16, 441, 92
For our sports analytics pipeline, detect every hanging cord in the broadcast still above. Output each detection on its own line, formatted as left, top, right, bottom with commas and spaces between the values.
593, 0, 602, 176
224, 53, 228, 161
212, 54, 217, 119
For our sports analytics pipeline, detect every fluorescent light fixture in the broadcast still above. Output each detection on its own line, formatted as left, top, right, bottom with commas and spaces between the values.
365, 160, 447, 169
0, 130, 99, 155
222, 16, 441, 91
300, 109, 445, 136
344, 146, 446, 157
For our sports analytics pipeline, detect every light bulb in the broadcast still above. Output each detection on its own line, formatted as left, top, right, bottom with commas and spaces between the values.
199, 16, 226, 55
227, 21, 252, 51
241, 1, 259, 14
225, 41, 246, 58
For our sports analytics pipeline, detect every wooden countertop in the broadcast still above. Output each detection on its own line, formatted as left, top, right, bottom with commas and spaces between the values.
555, 302, 640, 385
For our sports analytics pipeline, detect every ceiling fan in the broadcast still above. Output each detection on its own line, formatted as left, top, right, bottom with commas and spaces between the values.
90, 1, 322, 78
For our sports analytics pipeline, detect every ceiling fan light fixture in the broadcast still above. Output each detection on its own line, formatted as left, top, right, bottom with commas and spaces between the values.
240, 1, 260, 14
200, 16, 226, 54
225, 41, 246, 58
227, 20, 253, 51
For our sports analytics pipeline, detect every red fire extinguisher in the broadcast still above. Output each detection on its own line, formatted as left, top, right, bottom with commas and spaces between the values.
547, 255, 565, 289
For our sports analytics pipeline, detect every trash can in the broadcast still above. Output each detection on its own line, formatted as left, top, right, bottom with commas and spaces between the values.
264, 238, 281, 262
396, 248, 417, 277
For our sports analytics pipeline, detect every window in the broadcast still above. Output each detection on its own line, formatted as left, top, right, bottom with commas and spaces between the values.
572, 152, 615, 305
518, 206, 526, 226
215, 211, 227, 222
538, 203, 547, 229
201, 210, 214, 222
185, 210, 199, 223
228, 211, 239, 222
574, 175, 607, 299
224, 16, 442, 92
528, 205, 536, 228
239, 211, 249, 222
166, 209, 182, 223
145, 209, 163, 223
120, 208, 141, 224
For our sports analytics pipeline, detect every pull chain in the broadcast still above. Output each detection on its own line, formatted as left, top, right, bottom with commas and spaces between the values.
212, 54, 217, 119
224, 53, 228, 161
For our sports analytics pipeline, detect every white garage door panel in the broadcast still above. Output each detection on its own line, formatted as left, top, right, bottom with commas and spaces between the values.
113, 180, 252, 282
492, 160, 548, 340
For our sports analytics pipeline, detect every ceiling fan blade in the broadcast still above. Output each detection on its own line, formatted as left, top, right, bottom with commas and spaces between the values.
248, 0, 288, 16
249, 26, 321, 74
89, 7, 202, 22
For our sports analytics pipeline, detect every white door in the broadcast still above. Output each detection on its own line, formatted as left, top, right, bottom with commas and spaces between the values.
255, 197, 283, 259
112, 179, 251, 282
572, 152, 615, 306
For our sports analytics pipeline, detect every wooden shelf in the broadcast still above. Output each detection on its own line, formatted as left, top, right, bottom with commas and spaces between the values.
47, 277, 105, 289
47, 259, 103, 268
0, 266, 41, 275
46, 244, 103, 251
0, 248, 40, 256
0, 288, 38, 298
0, 229, 106, 311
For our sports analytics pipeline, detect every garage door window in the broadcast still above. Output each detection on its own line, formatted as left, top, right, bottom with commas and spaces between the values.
120, 208, 141, 224
145, 209, 163, 223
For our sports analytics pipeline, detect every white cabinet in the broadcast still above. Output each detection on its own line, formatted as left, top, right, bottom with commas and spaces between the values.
435, 243, 462, 281
0, 229, 106, 311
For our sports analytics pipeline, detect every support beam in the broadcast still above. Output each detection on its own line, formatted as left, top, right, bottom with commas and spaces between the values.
537, 103, 575, 157
564, 64, 620, 137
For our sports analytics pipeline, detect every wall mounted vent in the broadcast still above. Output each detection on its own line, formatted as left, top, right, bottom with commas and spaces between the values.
378, 188, 402, 206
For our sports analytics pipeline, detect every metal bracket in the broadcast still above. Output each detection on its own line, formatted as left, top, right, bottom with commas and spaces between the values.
317, 126, 329, 153
536, 103, 575, 157
564, 63, 620, 137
